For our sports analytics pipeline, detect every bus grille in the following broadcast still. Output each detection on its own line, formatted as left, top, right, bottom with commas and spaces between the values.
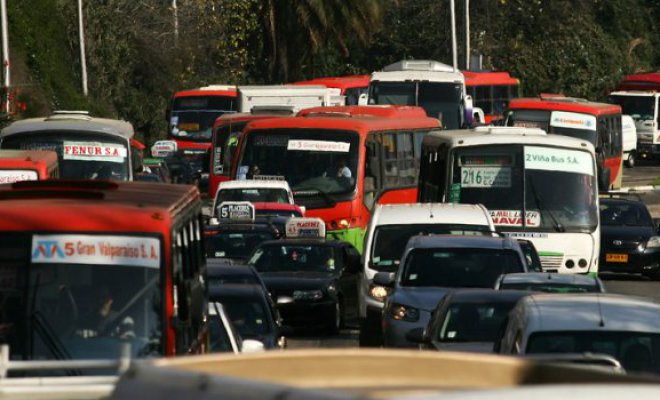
539, 255, 563, 271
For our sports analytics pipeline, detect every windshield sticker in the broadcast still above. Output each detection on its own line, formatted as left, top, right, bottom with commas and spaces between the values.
31, 235, 160, 268
524, 146, 594, 176
550, 111, 596, 131
449, 183, 461, 203
490, 210, 541, 227
461, 167, 511, 188
287, 140, 350, 153
254, 135, 288, 147
0, 170, 38, 183
63, 142, 127, 163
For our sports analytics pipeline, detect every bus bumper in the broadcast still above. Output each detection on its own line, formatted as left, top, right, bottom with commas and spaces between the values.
326, 227, 365, 252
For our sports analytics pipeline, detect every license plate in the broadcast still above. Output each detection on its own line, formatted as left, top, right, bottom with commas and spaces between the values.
606, 253, 628, 263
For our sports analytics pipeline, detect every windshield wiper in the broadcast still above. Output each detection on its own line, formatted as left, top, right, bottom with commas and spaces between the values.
527, 176, 565, 233
293, 187, 336, 206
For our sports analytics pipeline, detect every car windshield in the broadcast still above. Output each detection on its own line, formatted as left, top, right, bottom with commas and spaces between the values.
217, 188, 290, 204
499, 281, 600, 293
600, 202, 653, 227
249, 244, 337, 273
1, 131, 130, 180
221, 299, 273, 337
608, 95, 656, 122
438, 301, 517, 342
369, 82, 463, 129
526, 331, 660, 374
238, 129, 360, 197
506, 109, 598, 146
400, 248, 524, 288
452, 144, 598, 233
371, 224, 491, 272
205, 231, 277, 259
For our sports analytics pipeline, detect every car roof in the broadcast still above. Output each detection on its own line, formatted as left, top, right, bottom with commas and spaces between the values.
372, 203, 493, 227
208, 283, 268, 302
500, 272, 599, 286
206, 262, 256, 278
218, 180, 291, 190
521, 293, 660, 332
405, 234, 519, 251
444, 289, 534, 304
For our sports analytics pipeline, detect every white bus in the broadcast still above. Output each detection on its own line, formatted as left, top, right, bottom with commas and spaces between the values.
417, 126, 600, 274
367, 60, 473, 130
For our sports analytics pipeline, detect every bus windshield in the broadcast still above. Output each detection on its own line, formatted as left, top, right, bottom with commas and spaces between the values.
238, 129, 360, 197
451, 145, 597, 233
1, 131, 130, 180
506, 110, 598, 146
371, 224, 491, 272
608, 95, 656, 122
0, 235, 161, 361
369, 82, 464, 129
171, 96, 237, 141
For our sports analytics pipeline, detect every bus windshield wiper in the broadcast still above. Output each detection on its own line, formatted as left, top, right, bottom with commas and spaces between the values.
293, 187, 336, 206
527, 177, 565, 233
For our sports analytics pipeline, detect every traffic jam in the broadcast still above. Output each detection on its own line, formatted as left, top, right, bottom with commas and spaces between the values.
0, 64, 659, 395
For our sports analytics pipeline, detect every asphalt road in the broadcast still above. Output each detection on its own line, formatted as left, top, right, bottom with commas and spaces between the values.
288, 163, 660, 349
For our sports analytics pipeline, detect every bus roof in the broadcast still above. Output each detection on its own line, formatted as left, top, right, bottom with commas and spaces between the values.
616, 72, 660, 91
0, 150, 58, 165
508, 96, 621, 116
0, 180, 199, 232
291, 75, 370, 91
296, 105, 428, 119
174, 85, 238, 98
371, 60, 464, 84
463, 71, 519, 86
0, 112, 135, 140
423, 126, 595, 153
245, 112, 440, 132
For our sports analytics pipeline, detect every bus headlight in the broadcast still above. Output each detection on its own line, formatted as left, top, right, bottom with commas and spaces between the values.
646, 236, 660, 249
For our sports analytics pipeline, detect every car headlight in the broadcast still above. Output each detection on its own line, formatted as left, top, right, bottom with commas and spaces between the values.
293, 290, 324, 301
647, 236, 660, 249
326, 283, 337, 296
368, 283, 391, 302
389, 303, 419, 322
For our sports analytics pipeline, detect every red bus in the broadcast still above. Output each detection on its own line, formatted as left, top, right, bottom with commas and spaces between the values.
505, 95, 623, 190
209, 111, 291, 197
0, 150, 59, 182
166, 86, 238, 175
292, 75, 370, 105
463, 71, 520, 123
0, 180, 207, 361
616, 72, 660, 91
230, 105, 440, 251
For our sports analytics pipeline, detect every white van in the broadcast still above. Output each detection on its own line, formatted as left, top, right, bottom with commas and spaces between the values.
358, 202, 495, 346
622, 114, 637, 167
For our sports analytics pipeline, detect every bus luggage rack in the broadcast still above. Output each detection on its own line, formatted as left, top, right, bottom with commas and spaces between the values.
0, 344, 131, 399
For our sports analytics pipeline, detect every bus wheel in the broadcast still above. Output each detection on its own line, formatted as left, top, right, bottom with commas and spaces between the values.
625, 152, 635, 168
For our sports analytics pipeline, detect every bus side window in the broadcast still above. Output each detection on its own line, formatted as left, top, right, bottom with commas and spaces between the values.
598, 118, 611, 156
419, 145, 446, 202
613, 116, 622, 155
382, 132, 399, 187
397, 132, 415, 186
364, 133, 382, 209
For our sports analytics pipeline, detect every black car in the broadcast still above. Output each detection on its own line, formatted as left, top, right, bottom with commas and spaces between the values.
406, 289, 533, 353
204, 223, 280, 261
247, 239, 361, 334
599, 198, 660, 278
208, 283, 286, 349
206, 259, 269, 294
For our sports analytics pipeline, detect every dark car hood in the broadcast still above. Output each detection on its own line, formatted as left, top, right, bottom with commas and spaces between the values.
260, 271, 336, 291
390, 286, 452, 312
601, 225, 654, 242
433, 341, 495, 353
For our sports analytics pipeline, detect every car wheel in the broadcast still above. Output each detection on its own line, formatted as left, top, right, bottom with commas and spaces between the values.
359, 318, 382, 347
328, 300, 343, 335
625, 152, 635, 168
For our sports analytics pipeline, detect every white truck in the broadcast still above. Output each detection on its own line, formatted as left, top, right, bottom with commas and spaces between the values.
622, 114, 637, 167
237, 85, 344, 114
608, 91, 659, 163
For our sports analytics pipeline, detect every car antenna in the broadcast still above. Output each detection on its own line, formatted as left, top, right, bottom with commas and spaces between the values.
597, 294, 605, 327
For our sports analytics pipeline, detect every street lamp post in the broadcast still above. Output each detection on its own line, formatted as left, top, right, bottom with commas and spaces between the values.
0, 0, 10, 113
78, 0, 88, 96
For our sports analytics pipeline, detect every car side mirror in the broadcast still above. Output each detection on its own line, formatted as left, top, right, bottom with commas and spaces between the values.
241, 339, 265, 353
405, 327, 428, 344
373, 272, 395, 287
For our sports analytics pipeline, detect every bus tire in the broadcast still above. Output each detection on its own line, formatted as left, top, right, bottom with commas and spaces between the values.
625, 152, 635, 168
